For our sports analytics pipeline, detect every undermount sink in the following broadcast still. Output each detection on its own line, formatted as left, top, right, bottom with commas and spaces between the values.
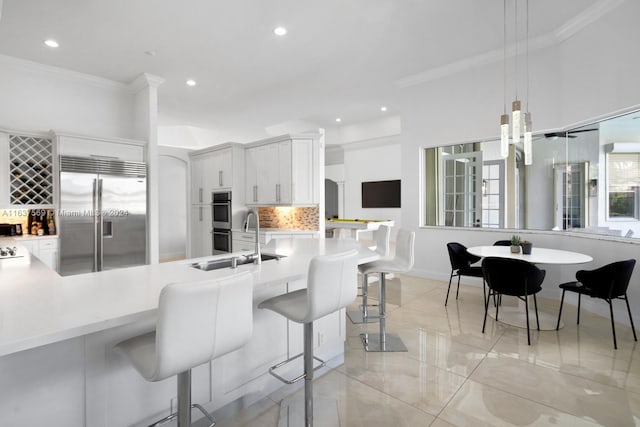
191, 253, 284, 271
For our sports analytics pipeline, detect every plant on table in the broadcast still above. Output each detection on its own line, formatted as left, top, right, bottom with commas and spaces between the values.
510, 235, 522, 253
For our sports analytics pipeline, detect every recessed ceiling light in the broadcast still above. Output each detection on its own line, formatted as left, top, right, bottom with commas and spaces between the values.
186, 79, 197, 87
273, 27, 287, 36
380, 106, 388, 112
44, 39, 59, 48
335, 118, 342, 123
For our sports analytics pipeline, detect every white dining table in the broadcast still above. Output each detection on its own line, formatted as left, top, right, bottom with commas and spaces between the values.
467, 245, 593, 330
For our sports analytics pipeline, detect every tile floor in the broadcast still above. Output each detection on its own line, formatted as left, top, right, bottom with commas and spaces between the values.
212, 274, 640, 426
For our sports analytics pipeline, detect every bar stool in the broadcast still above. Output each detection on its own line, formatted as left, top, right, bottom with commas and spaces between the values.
347, 225, 391, 324
258, 249, 358, 427
114, 272, 253, 427
360, 229, 415, 352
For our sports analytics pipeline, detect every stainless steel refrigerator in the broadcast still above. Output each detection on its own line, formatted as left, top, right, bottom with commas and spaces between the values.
59, 156, 147, 276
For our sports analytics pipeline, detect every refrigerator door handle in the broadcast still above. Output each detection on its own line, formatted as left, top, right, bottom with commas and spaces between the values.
97, 178, 104, 271
92, 178, 98, 272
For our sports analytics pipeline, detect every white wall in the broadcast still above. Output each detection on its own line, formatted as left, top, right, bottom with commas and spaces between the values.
398, 1, 640, 326
0, 55, 135, 138
343, 138, 402, 235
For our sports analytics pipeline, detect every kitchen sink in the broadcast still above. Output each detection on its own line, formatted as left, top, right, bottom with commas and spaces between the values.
191, 253, 284, 271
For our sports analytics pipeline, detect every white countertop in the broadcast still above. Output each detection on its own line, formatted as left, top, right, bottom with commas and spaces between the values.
0, 237, 375, 357
231, 228, 318, 234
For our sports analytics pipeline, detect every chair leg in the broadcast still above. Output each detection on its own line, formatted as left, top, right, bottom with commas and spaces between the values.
482, 279, 486, 307
624, 294, 637, 342
533, 294, 540, 331
608, 299, 618, 350
577, 293, 581, 325
455, 275, 461, 300
556, 290, 565, 330
304, 322, 314, 426
482, 289, 491, 333
495, 293, 500, 322
445, 271, 454, 306
524, 295, 531, 345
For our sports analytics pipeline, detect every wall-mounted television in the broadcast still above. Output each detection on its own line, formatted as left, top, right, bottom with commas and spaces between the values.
361, 180, 401, 208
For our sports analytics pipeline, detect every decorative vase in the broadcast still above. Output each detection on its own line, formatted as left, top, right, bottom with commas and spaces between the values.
510, 245, 521, 254
521, 242, 533, 255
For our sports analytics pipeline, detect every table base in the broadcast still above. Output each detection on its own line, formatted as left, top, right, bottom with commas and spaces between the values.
346, 308, 379, 324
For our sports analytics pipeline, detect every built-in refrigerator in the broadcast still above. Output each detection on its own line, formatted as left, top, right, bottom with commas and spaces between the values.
59, 156, 147, 276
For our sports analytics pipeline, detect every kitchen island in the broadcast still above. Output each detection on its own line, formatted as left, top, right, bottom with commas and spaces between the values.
0, 237, 376, 427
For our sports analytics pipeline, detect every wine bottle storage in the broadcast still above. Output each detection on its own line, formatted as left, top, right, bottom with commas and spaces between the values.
9, 135, 54, 205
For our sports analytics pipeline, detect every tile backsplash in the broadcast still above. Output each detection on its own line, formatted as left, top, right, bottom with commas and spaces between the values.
258, 206, 319, 230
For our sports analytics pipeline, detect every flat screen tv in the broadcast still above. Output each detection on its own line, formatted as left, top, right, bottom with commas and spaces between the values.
361, 180, 401, 208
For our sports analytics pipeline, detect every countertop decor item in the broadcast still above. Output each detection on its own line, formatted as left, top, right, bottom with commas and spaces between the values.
510, 235, 521, 253
521, 240, 533, 254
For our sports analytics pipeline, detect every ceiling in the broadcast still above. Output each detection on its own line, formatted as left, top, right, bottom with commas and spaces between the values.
0, 0, 605, 143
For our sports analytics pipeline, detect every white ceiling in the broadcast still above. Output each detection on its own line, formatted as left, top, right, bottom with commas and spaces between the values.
0, 0, 604, 143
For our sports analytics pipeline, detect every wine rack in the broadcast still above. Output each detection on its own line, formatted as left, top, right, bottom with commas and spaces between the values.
9, 135, 54, 206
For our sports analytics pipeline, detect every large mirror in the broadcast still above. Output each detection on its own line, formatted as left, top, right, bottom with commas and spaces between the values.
424, 110, 640, 239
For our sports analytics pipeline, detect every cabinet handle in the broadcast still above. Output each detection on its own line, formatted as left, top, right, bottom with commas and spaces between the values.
276, 184, 280, 202
199, 206, 203, 221
199, 188, 203, 203
253, 185, 257, 202
292, 183, 295, 200
219, 170, 223, 187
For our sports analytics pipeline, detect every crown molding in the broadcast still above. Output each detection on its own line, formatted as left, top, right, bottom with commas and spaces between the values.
128, 73, 165, 92
395, 0, 624, 89
0, 54, 130, 93
340, 134, 400, 152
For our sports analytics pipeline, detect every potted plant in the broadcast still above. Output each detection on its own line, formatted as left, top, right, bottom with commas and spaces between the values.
510, 235, 521, 253
521, 240, 533, 255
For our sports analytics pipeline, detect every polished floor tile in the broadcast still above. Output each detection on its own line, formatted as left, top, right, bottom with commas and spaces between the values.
210, 274, 640, 426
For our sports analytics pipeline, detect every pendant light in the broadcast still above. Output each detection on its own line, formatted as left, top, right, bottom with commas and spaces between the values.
500, 0, 509, 158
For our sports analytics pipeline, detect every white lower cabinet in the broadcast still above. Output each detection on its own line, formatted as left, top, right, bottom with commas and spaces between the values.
20, 237, 59, 271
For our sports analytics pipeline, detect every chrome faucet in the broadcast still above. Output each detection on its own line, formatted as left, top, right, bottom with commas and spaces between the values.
244, 209, 261, 264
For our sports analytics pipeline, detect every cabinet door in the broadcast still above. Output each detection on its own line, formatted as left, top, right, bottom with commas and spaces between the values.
291, 139, 314, 204
200, 153, 217, 203
191, 157, 205, 204
245, 148, 258, 204
256, 145, 279, 204
215, 148, 233, 189
232, 240, 254, 252
190, 205, 212, 258
277, 141, 292, 204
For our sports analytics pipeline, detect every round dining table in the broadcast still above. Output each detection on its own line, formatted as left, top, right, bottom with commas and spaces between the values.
467, 245, 593, 330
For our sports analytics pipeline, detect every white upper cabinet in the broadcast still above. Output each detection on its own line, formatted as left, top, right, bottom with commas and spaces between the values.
190, 145, 238, 205
245, 136, 316, 206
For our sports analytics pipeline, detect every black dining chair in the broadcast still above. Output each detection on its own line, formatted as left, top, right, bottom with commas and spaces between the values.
445, 242, 483, 306
493, 240, 511, 246
555, 259, 637, 349
482, 257, 545, 345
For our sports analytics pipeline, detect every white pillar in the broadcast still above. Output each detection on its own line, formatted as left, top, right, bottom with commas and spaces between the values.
130, 73, 165, 265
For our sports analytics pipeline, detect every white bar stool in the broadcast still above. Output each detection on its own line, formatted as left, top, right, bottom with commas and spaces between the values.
258, 249, 358, 427
360, 229, 415, 352
347, 224, 391, 324
114, 272, 253, 427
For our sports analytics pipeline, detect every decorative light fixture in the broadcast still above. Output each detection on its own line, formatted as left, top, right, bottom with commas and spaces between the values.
500, 0, 509, 158
500, 0, 534, 164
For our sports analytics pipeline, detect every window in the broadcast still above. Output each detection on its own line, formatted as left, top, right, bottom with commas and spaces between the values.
607, 153, 640, 219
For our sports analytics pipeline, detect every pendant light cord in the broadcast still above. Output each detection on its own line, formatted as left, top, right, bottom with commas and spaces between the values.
514, 0, 518, 101
526, 0, 529, 112
503, 0, 507, 114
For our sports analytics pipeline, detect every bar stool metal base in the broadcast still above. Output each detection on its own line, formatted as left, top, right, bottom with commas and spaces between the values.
346, 307, 380, 324
277, 396, 340, 427
359, 332, 408, 352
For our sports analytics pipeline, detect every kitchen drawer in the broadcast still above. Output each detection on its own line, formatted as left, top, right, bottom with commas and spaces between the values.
234, 232, 256, 242
39, 239, 59, 249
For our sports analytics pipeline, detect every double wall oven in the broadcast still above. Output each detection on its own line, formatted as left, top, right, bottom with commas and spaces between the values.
212, 191, 232, 253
